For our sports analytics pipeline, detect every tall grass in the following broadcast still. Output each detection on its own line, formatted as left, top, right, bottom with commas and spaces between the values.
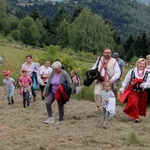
0, 44, 45, 84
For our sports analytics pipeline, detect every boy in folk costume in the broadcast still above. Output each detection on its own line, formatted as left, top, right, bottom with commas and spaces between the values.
92, 48, 120, 112
120, 58, 150, 122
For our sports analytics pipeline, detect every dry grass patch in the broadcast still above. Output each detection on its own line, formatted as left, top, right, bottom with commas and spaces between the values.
0, 87, 150, 150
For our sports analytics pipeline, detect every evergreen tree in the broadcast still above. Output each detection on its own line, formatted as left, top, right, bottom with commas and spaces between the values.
71, 5, 83, 22
29, 8, 42, 21
50, 6, 70, 45
123, 33, 135, 61
141, 31, 148, 57
147, 37, 150, 54
134, 35, 142, 57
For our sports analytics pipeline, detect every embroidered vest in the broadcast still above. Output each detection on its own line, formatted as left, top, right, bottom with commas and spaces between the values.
98, 57, 116, 80
130, 69, 148, 92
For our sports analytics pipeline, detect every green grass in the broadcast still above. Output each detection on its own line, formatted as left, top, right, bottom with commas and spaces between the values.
0, 37, 135, 102
0, 41, 46, 84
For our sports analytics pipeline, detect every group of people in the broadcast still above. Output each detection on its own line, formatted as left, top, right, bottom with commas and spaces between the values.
3, 48, 150, 128
3, 55, 72, 124
92, 47, 150, 128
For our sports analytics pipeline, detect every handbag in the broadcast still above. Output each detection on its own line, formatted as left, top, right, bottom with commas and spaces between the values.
84, 57, 104, 86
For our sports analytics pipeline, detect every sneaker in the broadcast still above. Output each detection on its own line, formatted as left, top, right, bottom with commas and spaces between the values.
103, 123, 107, 129
8, 102, 11, 105
56, 121, 63, 125
44, 117, 54, 124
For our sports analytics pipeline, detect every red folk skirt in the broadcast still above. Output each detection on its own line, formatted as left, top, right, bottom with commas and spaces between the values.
123, 90, 147, 120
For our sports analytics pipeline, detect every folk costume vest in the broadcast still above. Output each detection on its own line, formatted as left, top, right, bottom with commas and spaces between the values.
130, 69, 148, 93
94, 57, 116, 95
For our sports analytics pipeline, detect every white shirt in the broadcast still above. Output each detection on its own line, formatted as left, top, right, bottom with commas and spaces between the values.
21, 62, 39, 76
39, 65, 52, 82
3, 77, 15, 90
120, 67, 150, 92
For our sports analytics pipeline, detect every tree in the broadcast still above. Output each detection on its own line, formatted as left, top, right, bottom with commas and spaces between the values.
29, 8, 42, 21
18, 16, 40, 45
50, 6, 70, 45
56, 19, 69, 48
35, 18, 45, 46
8, 16, 20, 30
68, 8, 117, 54
141, 31, 148, 57
123, 33, 135, 61
134, 35, 142, 57
71, 5, 83, 22
15, 8, 26, 20
0, 0, 7, 33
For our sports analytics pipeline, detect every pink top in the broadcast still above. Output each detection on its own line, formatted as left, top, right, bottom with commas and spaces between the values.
19, 76, 32, 88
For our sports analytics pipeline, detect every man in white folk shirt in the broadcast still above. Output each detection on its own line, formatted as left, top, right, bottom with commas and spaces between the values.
92, 48, 121, 113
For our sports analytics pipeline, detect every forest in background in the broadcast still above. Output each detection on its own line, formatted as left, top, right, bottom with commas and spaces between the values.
0, 0, 150, 61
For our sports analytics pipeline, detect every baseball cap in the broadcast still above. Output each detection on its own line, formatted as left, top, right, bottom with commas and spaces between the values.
22, 68, 28, 72
113, 52, 119, 58
3, 70, 10, 76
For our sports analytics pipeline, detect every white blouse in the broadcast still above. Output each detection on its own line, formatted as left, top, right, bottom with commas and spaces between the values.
120, 67, 150, 92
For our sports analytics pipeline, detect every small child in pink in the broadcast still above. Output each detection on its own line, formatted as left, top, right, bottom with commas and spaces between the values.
19, 68, 32, 108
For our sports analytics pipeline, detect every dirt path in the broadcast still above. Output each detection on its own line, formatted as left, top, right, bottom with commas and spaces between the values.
0, 86, 150, 150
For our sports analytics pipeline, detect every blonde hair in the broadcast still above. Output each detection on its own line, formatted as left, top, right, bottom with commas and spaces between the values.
135, 58, 147, 67
103, 80, 111, 86
51, 61, 62, 69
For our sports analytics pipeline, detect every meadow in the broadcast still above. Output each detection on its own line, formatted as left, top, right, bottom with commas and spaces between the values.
0, 39, 150, 150
0, 87, 150, 150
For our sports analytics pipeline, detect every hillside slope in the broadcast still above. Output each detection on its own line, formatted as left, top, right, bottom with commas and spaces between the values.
0, 87, 150, 150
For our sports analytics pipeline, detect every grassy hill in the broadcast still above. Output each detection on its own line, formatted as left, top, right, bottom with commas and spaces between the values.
0, 37, 96, 85
0, 38, 47, 84
0, 85, 150, 150
1, 38, 150, 150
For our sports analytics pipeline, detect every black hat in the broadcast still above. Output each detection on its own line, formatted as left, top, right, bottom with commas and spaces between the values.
86, 69, 100, 80
83, 78, 95, 87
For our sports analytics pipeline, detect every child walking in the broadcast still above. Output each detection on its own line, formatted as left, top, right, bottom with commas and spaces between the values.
19, 68, 32, 108
3, 70, 16, 105
70, 70, 81, 94
99, 81, 116, 129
